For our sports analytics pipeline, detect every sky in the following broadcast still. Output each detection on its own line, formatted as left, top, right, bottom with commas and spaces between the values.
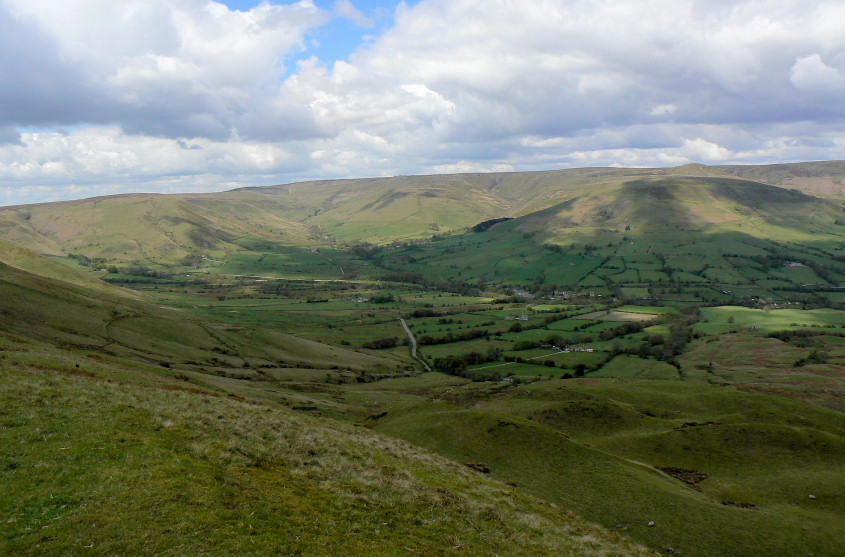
1, 0, 844, 206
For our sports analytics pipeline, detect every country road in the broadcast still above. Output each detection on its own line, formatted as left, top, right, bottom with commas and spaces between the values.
400, 318, 431, 372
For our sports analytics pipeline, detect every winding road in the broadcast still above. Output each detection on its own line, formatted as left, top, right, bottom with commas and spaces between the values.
399, 318, 431, 372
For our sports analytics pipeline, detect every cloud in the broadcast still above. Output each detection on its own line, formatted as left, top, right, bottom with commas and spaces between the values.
0, 127, 21, 146
651, 104, 678, 117
2, 0, 845, 205
0, 126, 291, 186
284, 0, 845, 155
333, 0, 374, 27
0, 5, 103, 128
791, 54, 845, 93
433, 161, 515, 174
2, 0, 328, 139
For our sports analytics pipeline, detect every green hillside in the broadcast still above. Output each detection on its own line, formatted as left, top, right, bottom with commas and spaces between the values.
2, 163, 844, 296
1, 162, 838, 267
0, 241, 403, 389
0, 244, 660, 554
365, 175, 845, 304
0, 334, 650, 555
0, 238, 133, 296
376, 379, 845, 557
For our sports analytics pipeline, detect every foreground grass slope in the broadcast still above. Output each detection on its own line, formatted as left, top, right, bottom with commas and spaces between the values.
0, 360, 653, 555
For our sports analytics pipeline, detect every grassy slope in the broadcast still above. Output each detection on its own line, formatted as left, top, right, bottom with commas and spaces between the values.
375, 378, 845, 557
3, 162, 843, 267
0, 238, 133, 296
0, 250, 651, 555
717, 160, 845, 199
369, 174, 845, 291
0, 246, 402, 391
0, 353, 654, 555
0, 194, 312, 264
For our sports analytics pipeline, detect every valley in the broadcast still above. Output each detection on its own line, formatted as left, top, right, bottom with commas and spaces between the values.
2, 162, 845, 555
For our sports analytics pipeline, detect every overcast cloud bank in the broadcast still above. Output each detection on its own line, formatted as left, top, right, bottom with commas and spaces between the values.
1, 0, 844, 205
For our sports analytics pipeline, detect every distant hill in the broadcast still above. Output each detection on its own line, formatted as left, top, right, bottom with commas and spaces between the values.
0, 161, 843, 268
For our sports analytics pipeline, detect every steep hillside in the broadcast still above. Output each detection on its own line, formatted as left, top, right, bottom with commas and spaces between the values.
0, 238, 135, 296
0, 194, 311, 264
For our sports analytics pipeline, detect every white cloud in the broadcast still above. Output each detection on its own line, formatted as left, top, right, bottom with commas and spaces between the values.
0, 126, 293, 193
433, 161, 515, 174
2, 0, 845, 205
2, 0, 327, 139
679, 138, 734, 162
790, 54, 845, 92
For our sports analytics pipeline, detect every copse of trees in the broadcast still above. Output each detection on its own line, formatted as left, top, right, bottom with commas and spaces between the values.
614, 306, 700, 362
362, 337, 401, 350
432, 347, 503, 377
418, 328, 490, 346
68, 253, 108, 270
768, 329, 844, 341
597, 321, 647, 340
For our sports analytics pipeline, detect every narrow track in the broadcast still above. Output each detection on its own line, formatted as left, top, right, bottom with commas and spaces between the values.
399, 318, 431, 372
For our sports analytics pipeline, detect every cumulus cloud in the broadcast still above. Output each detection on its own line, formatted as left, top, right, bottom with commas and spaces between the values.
791, 54, 845, 93
2, 0, 327, 139
2, 0, 845, 205
277, 0, 845, 173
